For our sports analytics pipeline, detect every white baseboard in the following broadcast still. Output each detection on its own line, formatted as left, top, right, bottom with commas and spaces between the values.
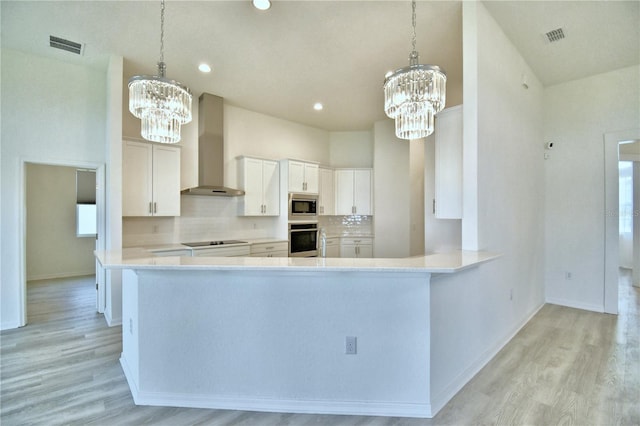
119, 356, 432, 419
27, 271, 95, 281
430, 302, 545, 415
545, 297, 603, 313
1, 320, 22, 331
104, 310, 122, 327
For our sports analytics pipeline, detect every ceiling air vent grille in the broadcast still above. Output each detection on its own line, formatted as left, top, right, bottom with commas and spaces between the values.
49, 35, 84, 55
545, 28, 565, 43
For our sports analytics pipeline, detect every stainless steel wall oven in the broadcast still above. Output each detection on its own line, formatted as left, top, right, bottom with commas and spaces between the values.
288, 222, 318, 257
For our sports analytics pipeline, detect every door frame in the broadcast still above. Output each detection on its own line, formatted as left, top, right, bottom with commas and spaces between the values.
19, 158, 106, 326
603, 128, 640, 314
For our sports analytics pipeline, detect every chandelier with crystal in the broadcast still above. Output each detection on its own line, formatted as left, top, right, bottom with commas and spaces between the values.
383, 0, 446, 140
129, 0, 192, 144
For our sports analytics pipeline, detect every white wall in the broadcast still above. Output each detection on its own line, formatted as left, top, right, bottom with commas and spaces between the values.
329, 131, 373, 168
26, 165, 95, 280
373, 120, 411, 258
409, 139, 425, 256
1, 48, 107, 329
225, 105, 330, 189
428, 2, 546, 412
544, 65, 640, 311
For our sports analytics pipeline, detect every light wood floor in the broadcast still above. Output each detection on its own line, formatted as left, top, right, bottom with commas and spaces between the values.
1, 272, 638, 425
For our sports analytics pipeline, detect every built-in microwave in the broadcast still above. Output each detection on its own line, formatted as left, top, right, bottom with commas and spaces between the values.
288, 193, 318, 221
288, 222, 318, 257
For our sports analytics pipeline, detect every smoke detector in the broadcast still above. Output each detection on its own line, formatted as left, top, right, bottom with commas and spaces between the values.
49, 35, 84, 55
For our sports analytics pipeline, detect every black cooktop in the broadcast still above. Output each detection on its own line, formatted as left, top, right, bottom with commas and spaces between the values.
182, 240, 247, 248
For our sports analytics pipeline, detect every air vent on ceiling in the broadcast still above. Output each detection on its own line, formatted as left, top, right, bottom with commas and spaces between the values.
545, 28, 565, 43
49, 35, 84, 55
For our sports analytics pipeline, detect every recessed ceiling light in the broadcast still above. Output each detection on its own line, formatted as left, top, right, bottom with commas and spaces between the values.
198, 63, 212, 73
252, 0, 271, 11
313, 103, 323, 111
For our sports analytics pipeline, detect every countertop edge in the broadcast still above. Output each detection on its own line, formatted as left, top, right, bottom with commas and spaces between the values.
95, 250, 501, 274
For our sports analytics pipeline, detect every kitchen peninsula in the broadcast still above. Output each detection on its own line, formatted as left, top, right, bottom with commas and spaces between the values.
95, 250, 499, 418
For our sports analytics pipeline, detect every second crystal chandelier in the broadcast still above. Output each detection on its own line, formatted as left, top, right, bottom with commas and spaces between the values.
384, 0, 446, 140
129, 0, 192, 144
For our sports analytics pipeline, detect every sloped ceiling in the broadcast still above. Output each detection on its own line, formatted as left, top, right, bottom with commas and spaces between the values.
1, 1, 638, 131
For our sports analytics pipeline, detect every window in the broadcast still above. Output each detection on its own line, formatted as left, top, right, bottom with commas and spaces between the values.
76, 169, 96, 237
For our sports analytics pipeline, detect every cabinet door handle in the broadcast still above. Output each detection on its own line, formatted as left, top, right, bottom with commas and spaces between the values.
153, 202, 157, 214
433, 199, 436, 214
149, 202, 153, 214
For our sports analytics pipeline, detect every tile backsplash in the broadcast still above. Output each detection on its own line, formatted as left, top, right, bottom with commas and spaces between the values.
318, 215, 373, 237
123, 195, 373, 247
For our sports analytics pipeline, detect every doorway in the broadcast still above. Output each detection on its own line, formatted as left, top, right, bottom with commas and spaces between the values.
604, 130, 640, 314
20, 160, 106, 326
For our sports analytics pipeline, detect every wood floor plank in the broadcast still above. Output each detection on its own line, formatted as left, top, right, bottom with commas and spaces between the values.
2, 272, 638, 425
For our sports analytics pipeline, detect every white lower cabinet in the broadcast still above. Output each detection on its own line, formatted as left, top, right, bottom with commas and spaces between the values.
250, 241, 288, 258
322, 237, 340, 258
191, 245, 251, 257
150, 249, 191, 257
340, 237, 373, 258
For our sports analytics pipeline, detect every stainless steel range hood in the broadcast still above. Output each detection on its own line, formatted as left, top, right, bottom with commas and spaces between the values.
181, 93, 245, 196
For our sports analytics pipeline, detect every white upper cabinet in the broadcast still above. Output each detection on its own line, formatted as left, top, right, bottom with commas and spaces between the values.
238, 156, 280, 216
287, 160, 318, 193
123, 140, 181, 217
434, 105, 462, 219
335, 169, 373, 216
318, 167, 335, 215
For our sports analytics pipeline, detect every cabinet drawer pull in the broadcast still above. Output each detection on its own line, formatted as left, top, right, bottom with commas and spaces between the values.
266, 246, 274, 250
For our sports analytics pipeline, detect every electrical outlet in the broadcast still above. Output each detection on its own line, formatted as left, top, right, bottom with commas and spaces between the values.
345, 336, 357, 355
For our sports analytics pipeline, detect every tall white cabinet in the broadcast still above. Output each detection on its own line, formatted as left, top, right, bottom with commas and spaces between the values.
335, 169, 373, 216
434, 105, 463, 219
122, 139, 181, 217
238, 156, 280, 216
318, 167, 335, 215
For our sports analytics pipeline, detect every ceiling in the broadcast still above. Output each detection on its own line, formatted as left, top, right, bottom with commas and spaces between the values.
2, 1, 638, 132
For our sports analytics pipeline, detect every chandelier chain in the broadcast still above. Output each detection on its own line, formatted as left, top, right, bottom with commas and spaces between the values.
159, 0, 165, 75
411, 0, 417, 53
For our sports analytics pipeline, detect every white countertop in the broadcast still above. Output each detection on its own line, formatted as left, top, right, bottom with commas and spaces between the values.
95, 250, 500, 274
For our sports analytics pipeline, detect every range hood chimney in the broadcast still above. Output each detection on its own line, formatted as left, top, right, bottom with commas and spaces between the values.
181, 93, 245, 196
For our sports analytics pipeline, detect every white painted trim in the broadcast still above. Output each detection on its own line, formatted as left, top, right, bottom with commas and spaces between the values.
26, 271, 95, 282
19, 158, 106, 326
545, 298, 604, 313
604, 128, 640, 314
1, 320, 22, 330
128, 390, 433, 419
104, 310, 122, 327
122, 352, 433, 418
430, 302, 544, 415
